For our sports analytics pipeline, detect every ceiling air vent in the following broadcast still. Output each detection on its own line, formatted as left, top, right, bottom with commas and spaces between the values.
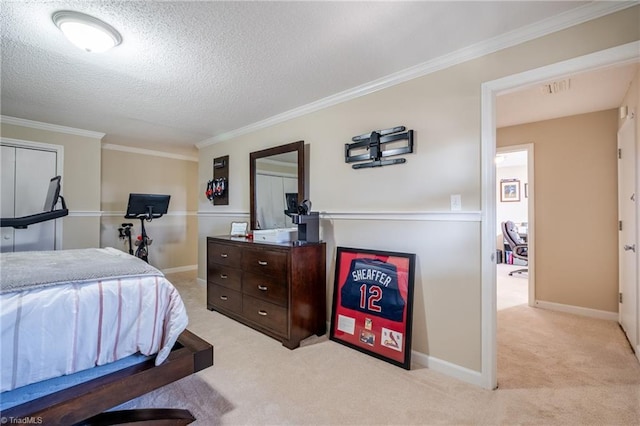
541, 78, 571, 95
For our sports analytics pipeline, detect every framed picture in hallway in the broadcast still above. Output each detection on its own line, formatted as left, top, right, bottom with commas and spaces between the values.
500, 179, 520, 202
330, 246, 416, 369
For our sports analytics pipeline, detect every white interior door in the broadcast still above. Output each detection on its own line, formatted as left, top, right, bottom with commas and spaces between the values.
618, 114, 638, 353
14, 148, 57, 251
0, 144, 58, 252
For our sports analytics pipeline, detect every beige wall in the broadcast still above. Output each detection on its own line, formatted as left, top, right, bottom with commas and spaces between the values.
0, 122, 102, 249
198, 7, 640, 372
100, 148, 198, 270
498, 110, 619, 312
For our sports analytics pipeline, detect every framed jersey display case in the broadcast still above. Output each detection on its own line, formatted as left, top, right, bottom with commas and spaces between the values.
330, 246, 416, 369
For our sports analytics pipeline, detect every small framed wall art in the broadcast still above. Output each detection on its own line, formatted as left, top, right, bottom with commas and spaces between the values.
330, 246, 416, 369
500, 179, 520, 202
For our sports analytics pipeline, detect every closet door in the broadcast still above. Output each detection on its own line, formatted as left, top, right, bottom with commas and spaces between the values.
14, 148, 57, 251
1, 145, 58, 252
1, 146, 16, 252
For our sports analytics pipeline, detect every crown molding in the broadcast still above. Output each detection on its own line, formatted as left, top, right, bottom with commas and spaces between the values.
196, 1, 635, 149
102, 143, 198, 162
1, 115, 105, 139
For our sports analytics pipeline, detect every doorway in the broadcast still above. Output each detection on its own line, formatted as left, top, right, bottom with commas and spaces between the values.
480, 41, 640, 390
495, 147, 532, 311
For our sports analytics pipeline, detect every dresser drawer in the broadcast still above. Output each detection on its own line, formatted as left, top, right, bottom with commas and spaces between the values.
242, 248, 287, 278
242, 295, 287, 335
208, 242, 242, 268
243, 271, 287, 307
208, 284, 242, 315
208, 264, 242, 291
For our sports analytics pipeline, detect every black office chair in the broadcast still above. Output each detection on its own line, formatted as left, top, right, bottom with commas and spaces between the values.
501, 220, 528, 276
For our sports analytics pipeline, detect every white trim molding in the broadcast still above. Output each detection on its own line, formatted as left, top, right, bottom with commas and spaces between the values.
411, 350, 483, 387
197, 210, 481, 222
534, 301, 618, 322
102, 211, 197, 217
1, 115, 105, 139
198, 211, 250, 218
196, 1, 634, 148
102, 143, 198, 162
68, 211, 103, 217
163, 264, 198, 274
322, 211, 481, 222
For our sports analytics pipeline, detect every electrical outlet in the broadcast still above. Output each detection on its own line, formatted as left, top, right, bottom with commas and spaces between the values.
451, 194, 462, 211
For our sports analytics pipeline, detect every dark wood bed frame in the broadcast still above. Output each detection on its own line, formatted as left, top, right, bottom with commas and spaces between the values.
2, 329, 213, 425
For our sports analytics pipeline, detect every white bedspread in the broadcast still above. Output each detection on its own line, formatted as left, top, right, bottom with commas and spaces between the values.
0, 250, 188, 392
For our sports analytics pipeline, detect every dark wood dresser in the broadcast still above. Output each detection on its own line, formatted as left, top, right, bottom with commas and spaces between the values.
206, 236, 326, 349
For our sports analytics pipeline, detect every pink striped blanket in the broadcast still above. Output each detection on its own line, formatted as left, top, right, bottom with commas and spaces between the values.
0, 248, 188, 392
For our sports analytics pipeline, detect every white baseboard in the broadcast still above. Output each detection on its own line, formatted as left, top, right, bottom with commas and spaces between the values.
197, 277, 206, 286
411, 350, 483, 387
162, 264, 198, 274
534, 300, 618, 321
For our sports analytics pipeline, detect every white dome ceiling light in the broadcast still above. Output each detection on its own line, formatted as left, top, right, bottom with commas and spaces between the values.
52, 11, 122, 53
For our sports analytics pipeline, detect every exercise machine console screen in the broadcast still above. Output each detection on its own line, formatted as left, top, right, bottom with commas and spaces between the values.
125, 193, 170, 220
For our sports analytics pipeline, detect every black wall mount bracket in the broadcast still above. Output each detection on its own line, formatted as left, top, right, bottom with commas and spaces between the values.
345, 126, 414, 169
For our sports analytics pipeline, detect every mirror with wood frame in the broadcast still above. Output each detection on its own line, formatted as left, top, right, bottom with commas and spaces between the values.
250, 141, 305, 231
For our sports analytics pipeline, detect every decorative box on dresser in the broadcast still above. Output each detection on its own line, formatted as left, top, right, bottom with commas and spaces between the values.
207, 236, 326, 349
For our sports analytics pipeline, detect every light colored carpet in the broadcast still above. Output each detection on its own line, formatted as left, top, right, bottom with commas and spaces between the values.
497, 264, 528, 311
118, 271, 640, 425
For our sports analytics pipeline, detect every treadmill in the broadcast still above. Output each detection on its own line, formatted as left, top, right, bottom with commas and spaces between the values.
1, 176, 69, 229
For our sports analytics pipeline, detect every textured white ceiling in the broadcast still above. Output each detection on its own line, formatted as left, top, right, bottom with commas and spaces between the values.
1, 1, 624, 155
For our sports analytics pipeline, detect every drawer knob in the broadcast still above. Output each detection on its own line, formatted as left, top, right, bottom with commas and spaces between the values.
220, 274, 228, 279
258, 260, 268, 266
220, 295, 228, 301
258, 310, 268, 316
220, 253, 228, 258
257, 285, 268, 291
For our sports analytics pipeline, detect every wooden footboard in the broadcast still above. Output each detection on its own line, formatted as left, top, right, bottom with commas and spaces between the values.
2, 329, 213, 425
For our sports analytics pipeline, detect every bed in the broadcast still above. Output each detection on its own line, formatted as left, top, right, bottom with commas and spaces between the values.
0, 247, 213, 425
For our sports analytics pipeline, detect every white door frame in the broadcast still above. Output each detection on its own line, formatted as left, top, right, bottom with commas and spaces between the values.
0, 137, 65, 249
480, 41, 640, 390
496, 144, 535, 307
617, 112, 639, 357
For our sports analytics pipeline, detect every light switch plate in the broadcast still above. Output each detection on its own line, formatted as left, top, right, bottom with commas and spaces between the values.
451, 194, 462, 211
